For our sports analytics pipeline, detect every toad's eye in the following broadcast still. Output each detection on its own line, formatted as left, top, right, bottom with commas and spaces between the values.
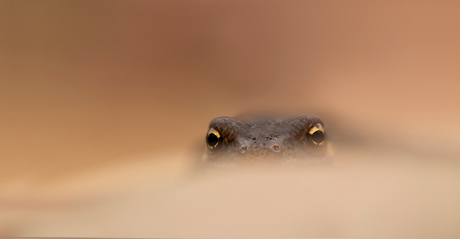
306, 123, 326, 149
206, 127, 222, 149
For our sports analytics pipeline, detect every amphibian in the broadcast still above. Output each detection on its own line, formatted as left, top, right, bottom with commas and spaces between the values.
203, 115, 330, 166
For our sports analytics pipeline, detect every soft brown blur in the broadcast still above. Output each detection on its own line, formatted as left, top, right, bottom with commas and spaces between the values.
1, 0, 460, 237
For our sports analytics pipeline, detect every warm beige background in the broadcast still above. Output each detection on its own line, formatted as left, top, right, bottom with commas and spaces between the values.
1, 0, 460, 181
1, 0, 460, 237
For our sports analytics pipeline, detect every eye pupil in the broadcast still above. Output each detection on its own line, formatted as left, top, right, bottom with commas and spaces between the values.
207, 133, 219, 147
311, 130, 324, 144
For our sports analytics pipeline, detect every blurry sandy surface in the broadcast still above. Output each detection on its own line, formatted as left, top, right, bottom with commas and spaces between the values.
1, 0, 460, 237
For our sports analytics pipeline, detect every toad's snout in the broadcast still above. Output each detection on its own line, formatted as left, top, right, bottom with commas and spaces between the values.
238, 137, 282, 158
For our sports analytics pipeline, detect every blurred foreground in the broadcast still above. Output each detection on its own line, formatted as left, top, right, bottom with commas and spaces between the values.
1, 117, 460, 237
1, 0, 460, 237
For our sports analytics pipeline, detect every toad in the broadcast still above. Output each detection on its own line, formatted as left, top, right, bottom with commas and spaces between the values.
203, 115, 330, 166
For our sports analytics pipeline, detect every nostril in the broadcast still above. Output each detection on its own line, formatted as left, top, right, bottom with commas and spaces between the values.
241, 145, 248, 153
272, 144, 280, 152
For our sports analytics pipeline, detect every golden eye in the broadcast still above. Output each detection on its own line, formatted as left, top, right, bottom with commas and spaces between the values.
306, 123, 326, 149
206, 127, 222, 149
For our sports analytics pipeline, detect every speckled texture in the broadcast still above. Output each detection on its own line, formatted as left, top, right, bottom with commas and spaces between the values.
204, 115, 329, 165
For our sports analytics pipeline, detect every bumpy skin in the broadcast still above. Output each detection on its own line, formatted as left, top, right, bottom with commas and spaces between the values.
204, 115, 329, 166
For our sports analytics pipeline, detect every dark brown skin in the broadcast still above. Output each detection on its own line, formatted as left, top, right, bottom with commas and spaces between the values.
204, 115, 330, 166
